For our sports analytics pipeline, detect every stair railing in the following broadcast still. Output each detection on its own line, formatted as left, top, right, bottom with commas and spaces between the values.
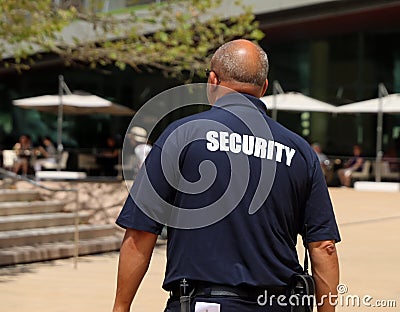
0, 168, 80, 268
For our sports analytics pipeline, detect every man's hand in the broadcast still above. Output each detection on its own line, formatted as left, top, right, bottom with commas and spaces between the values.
309, 240, 339, 312
112, 228, 158, 312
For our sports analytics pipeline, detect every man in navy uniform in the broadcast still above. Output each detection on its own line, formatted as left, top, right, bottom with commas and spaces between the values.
113, 39, 340, 312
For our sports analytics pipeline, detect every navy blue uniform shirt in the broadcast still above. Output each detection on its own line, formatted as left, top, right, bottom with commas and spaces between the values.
116, 92, 340, 290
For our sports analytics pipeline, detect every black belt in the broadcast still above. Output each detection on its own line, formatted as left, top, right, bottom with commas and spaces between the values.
170, 283, 286, 300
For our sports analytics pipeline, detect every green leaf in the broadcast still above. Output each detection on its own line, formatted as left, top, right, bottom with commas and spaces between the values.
115, 61, 126, 71
109, 52, 117, 60
158, 31, 169, 43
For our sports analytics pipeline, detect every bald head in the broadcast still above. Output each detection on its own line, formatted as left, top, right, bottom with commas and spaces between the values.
210, 39, 269, 87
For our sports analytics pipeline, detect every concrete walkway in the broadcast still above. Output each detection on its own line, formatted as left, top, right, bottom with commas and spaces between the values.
0, 188, 399, 311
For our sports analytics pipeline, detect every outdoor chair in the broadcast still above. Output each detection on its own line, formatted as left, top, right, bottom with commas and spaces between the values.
78, 153, 99, 174
2, 150, 17, 171
41, 151, 69, 170
379, 161, 400, 181
351, 160, 371, 182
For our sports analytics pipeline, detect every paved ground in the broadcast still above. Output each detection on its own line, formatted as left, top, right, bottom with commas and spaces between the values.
0, 188, 399, 312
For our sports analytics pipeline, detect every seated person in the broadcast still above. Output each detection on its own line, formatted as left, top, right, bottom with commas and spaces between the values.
13, 134, 33, 175
33, 136, 57, 172
337, 144, 364, 187
96, 136, 119, 176
383, 141, 399, 173
312, 142, 333, 184
119, 127, 152, 180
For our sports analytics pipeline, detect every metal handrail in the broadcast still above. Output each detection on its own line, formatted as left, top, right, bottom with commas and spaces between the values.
0, 167, 80, 268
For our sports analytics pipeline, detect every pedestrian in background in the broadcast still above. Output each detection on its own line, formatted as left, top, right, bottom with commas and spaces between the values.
33, 136, 57, 172
337, 144, 364, 187
13, 134, 32, 175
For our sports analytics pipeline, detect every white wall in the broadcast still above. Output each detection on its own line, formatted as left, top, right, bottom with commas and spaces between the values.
243, 0, 336, 14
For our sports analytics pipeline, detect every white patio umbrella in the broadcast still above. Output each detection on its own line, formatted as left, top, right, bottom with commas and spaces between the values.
13, 94, 135, 115
336, 85, 400, 182
336, 93, 400, 113
260, 92, 338, 114
13, 75, 135, 166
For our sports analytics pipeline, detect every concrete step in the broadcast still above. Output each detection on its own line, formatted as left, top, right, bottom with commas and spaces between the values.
0, 189, 40, 202
0, 224, 117, 248
0, 200, 65, 216
0, 235, 122, 266
0, 213, 91, 231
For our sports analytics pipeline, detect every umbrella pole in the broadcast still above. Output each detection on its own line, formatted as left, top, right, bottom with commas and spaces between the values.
272, 81, 278, 120
376, 99, 383, 182
57, 75, 64, 170
272, 81, 284, 120
375, 83, 388, 182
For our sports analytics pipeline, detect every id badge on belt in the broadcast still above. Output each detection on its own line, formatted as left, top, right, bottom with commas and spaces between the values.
194, 302, 221, 312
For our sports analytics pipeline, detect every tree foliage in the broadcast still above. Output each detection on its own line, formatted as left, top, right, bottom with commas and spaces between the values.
0, 0, 264, 79
0, 0, 75, 68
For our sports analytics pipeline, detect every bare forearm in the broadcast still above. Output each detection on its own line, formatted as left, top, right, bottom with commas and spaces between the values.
113, 244, 148, 311
309, 240, 339, 312
113, 229, 158, 312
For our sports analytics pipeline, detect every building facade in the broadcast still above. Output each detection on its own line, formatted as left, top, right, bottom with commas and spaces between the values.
1, 0, 399, 159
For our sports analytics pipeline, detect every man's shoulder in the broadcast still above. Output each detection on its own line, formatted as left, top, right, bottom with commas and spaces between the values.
268, 117, 308, 145
267, 117, 317, 161
154, 109, 214, 147
174, 109, 213, 126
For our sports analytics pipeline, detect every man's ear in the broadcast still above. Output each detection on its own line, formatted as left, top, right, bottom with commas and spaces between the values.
209, 71, 220, 85
260, 79, 268, 97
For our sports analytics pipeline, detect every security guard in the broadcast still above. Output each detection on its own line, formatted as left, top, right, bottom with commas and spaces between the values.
113, 39, 340, 312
